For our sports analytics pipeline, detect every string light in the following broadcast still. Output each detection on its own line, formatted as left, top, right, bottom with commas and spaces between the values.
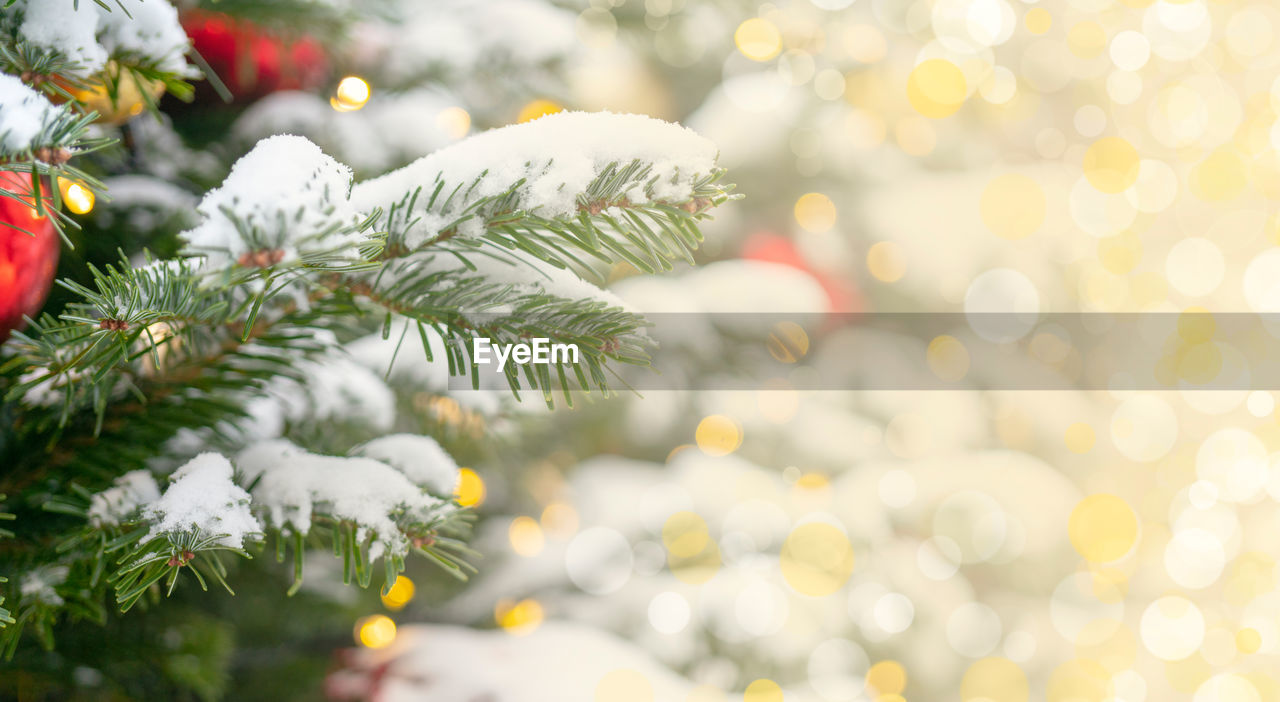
57, 178, 94, 215
517, 99, 564, 124
734, 18, 782, 62
330, 76, 371, 112
455, 468, 486, 507
495, 598, 544, 635
436, 106, 472, 139
508, 516, 545, 556
354, 614, 397, 648
380, 575, 416, 611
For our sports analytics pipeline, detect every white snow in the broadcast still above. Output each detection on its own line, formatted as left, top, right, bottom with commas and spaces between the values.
353, 434, 460, 497
0, 73, 63, 154
350, 112, 719, 249
233, 89, 457, 175
18, 0, 107, 74
16, 0, 192, 76
144, 453, 262, 549
337, 622, 699, 702
238, 440, 448, 558
96, 0, 192, 75
88, 469, 161, 527
19, 565, 69, 607
182, 135, 364, 269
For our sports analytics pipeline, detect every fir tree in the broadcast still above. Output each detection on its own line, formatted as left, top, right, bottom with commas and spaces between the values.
0, 1, 736, 698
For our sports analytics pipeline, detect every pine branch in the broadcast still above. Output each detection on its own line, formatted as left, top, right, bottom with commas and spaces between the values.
374, 161, 738, 275
361, 246, 653, 406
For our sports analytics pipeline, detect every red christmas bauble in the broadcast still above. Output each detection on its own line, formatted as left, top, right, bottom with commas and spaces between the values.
183, 10, 329, 101
742, 232, 862, 314
0, 171, 60, 341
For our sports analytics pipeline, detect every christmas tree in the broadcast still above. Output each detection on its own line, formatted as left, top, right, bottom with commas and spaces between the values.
0, 1, 736, 698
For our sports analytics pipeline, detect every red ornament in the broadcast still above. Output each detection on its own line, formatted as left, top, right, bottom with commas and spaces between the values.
183, 10, 329, 101
741, 232, 862, 314
0, 171, 59, 341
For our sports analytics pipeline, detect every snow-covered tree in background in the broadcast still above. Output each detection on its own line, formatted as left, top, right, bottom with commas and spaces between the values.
0, 1, 736, 698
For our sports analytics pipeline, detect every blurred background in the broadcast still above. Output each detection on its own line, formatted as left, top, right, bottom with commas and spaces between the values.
14, 0, 1280, 700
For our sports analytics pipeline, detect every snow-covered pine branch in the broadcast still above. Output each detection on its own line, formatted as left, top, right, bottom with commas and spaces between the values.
182, 135, 367, 270
352, 110, 736, 272
0, 0, 197, 229
371, 247, 653, 401
5, 0, 194, 78
0, 110, 734, 640
0, 73, 107, 224
7, 113, 735, 420
84, 436, 470, 609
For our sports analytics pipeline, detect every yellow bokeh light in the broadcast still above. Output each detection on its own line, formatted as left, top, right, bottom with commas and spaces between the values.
1237, 628, 1262, 654
696, 415, 743, 456
355, 614, 397, 649
981, 174, 1045, 239
735, 18, 782, 62
780, 522, 854, 597
1065, 423, 1096, 454
380, 575, 416, 611
743, 679, 784, 702
541, 502, 579, 536
867, 660, 907, 695
518, 98, 564, 124
596, 669, 654, 702
907, 59, 968, 119
663, 511, 710, 558
495, 598, 544, 636
794, 472, 829, 491
866, 241, 906, 282
455, 467, 486, 507
927, 335, 970, 382
767, 321, 810, 363
794, 192, 837, 232
961, 658, 1028, 702
436, 106, 472, 140
1025, 8, 1052, 35
58, 178, 95, 215
332, 76, 371, 112
1068, 494, 1139, 563
1083, 137, 1141, 194
509, 515, 545, 557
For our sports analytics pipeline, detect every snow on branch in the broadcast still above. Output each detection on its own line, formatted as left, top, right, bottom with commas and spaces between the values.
143, 453, 261, 550
236, 439, 452, 560
11, 0, 193, 76
88, 469, 161, 528
350, 111, 733, 267
352, 434, 461, 498
182, 135, 366, 269
0, 74, 64, 156
389, 248, 633, 317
